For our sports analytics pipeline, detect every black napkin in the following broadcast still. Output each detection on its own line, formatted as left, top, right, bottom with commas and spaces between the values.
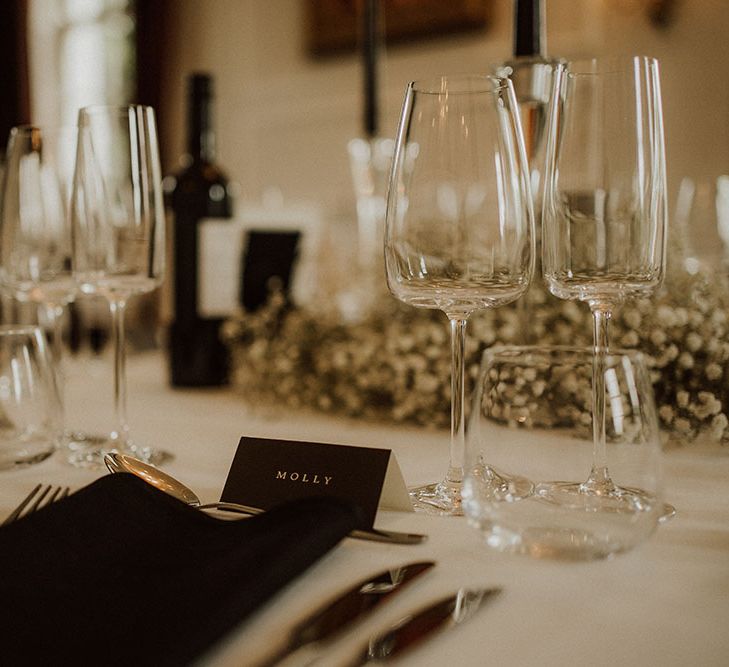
0, 473, 360, 666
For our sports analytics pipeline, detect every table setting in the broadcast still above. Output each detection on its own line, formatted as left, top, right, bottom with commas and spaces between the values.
0, 43, 728, 667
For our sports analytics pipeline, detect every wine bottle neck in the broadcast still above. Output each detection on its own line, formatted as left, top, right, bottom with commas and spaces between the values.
513, 0, 545, 58
187, 86, 216, 163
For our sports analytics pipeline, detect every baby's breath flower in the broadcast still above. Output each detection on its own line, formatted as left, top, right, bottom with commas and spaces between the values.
650, 329, 667, 346
620, 331, 640, 347
685, 332, 703, 352
658, 405, 674, 424
678, 352, 695, 370
706, 363, 723, 381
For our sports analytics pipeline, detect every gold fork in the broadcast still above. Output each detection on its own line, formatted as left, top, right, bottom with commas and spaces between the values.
2, 484, 70, 526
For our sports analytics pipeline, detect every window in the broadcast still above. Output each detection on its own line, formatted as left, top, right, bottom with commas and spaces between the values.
28, 0, 135, 128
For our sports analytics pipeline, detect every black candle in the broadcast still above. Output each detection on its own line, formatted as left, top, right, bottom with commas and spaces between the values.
362, 0, 379, 138
514, 0, 544, 58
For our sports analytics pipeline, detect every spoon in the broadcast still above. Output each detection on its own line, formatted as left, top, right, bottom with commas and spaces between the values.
104, 453, 426, 545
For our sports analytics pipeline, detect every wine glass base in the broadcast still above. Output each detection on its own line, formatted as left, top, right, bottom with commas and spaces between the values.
534, 481, 659, 515
476, 464, 535, 502
658, 502, 677, 523
412, 467, 535, 517
0, 447, 55, 470
64, 430, 108, 450
66, 436, 173, 469
409, 481, 464, 516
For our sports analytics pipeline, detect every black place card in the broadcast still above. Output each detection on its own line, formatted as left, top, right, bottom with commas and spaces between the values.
221, 437, 412, 529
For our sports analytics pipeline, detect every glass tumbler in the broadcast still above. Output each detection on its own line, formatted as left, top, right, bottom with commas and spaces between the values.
0, 325, 61, 469
463, 346, 663, 560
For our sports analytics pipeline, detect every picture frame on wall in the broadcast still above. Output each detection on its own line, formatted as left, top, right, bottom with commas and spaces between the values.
306, 0, 492, 57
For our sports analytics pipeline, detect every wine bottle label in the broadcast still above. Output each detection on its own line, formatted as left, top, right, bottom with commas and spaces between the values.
197, 218, 243, 317
197, 203, 322, 316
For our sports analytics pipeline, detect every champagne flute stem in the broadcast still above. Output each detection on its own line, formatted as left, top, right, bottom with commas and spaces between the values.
43, 303, 66, 402
446, 316, 468, 486
583, 304, 616, 495
43, 303, 65, 370
43, 303, 67, 418
109, 296, 129, 447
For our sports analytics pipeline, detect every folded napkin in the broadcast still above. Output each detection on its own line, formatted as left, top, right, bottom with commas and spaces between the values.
0, 473, 360, 666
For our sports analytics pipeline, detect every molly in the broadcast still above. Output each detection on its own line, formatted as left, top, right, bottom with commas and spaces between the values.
276, 471, 332, 485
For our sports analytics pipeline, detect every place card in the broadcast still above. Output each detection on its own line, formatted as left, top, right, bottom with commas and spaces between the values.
220, 436, 413, 528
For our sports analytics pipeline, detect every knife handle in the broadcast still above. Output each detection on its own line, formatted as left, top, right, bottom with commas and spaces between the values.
199, 502, 427, 545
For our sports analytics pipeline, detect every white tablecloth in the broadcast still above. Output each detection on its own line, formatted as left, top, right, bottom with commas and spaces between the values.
2, 352, 728, 666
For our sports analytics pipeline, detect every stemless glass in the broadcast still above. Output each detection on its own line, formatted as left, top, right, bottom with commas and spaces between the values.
542, 56, 667, 510
0, 125, 105, 451
70, 105, 168, 467
0, 325, 61, 469
463, 346, 663, 560
385, 75, 535, 515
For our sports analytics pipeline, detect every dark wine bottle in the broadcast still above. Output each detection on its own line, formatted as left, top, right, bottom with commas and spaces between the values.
504, 0, 554, 172
499, 1, 561, 344
167, 73, 232, 386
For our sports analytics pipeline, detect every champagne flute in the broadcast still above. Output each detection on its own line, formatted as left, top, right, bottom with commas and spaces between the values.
0, 125, 105, 450
542, 56, 667, 511
385, 75, 535, 515
71, 105, 169, 467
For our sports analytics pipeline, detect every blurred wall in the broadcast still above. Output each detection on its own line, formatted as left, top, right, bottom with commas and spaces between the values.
158, 0, 729, 220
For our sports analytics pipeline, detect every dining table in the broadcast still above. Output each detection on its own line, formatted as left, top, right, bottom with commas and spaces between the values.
2, 349, 728, 666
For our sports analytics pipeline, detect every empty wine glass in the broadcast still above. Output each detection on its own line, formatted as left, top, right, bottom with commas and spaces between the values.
0, 125, 105, 451
70, 105, 169, 467
385, 75, 535, 515
542, 56, 667, 512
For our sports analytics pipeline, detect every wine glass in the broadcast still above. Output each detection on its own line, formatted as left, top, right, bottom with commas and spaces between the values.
385, 75, 535, 515
0, 124, 105, 451
70, 105, 169, 467
542, 56, 667, 511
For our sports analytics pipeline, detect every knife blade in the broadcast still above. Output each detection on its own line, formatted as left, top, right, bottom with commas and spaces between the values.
346, 587, 502, 666
253, 561, 435, 667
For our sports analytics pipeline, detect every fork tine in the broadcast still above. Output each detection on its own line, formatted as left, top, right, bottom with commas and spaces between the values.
28, 485, 52, 514
2, 485, 71, 526
2, 484, 42, 526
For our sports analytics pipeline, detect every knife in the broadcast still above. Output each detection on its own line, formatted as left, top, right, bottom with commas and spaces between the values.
206, 501, 426, 545
345, 587, 502, 666
253, 561, 435, 667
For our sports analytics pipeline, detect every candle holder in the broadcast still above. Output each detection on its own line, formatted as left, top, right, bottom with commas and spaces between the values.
344, 136, 394, 320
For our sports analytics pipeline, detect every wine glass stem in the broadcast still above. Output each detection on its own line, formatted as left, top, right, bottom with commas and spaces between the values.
43, 303, 65, 369
584, 304, 615, 494
447, 316, 468, 486
43, 303, 66, 407
109, 296, 129, 447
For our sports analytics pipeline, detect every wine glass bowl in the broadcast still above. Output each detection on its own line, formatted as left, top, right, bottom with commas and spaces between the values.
463, 345, 663, 560
0, 325, 61, 469
70, 105, 168, 467
72, 106, 165, 298
0, 125, 77, 319
543, 56, 667, 308
385, 74, 534, 514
